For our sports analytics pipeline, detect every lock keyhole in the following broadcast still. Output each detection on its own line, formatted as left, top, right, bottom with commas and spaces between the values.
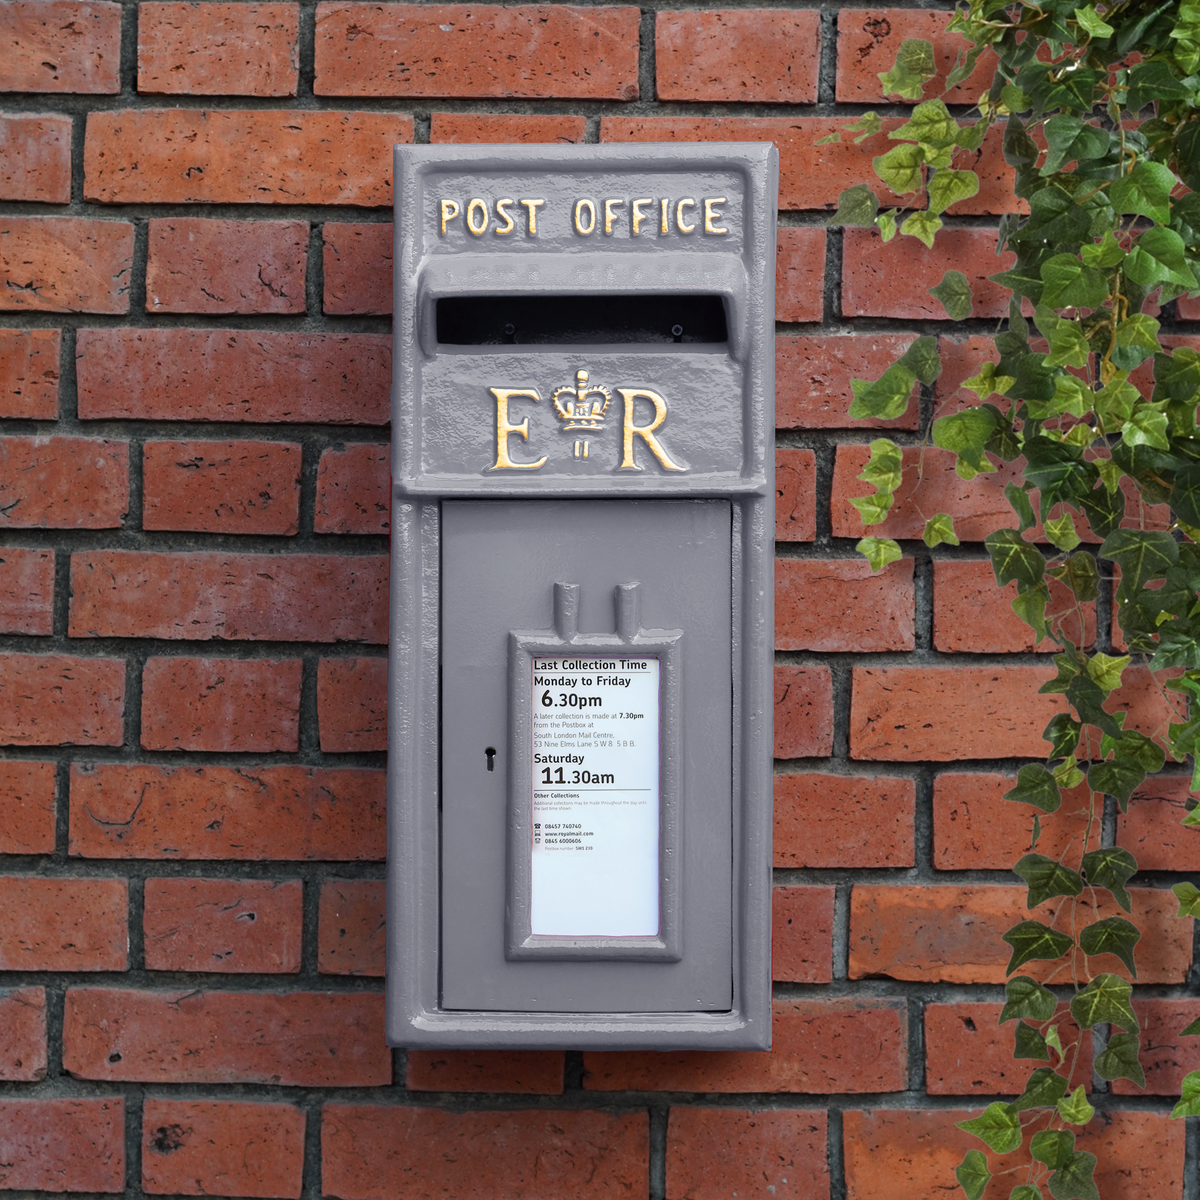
485, 747, 496, 772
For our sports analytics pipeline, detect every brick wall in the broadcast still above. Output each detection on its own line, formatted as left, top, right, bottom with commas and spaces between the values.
0, 3, 1195, 1198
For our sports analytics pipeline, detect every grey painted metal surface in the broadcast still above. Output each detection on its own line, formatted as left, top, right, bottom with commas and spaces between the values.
387, 143, 778, 1049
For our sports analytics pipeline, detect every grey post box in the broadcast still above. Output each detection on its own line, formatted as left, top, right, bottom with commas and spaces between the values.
387, 143, 778, 1050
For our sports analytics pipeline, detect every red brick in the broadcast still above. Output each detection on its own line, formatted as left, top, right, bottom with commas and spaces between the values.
145, 878, 302, 974
933, 773, 1092, 871
775, 227, 826, 324
851, 665, 1067, 761
936, 335, 999, 417
0, 1098, 124, 1192
777, 335, 919, 429
934, 560, 1095, 652
773, 664, 832, 759
141, 657, 301, 752
315, 4, 640, 100
1111, 999, 1200, 1095
925, 1002, 1090, 1095
430, 112, 588, 144
656, 10, 820, 103
843, 228, 1013, 319
0, 327, 60, 418
666, 1108, 827, 1200
69, 551, 388, 642
586, 999, 906, 1093
315, 444, 389, 534
0, 988, 46, 1081
0, 652, 124, 746
1117, 777, 1200, 870
0, 875, 126, 970
318, 878, 384, 975
843, 1109, 1181, 1200
772, 886, 834, 984
69, 763, 385, 860
143, 1099, 305, 1198
0, 113, 71, 202
84, 109, 412, 205
0, 217, 131, 313
775, 448, 816, 545
406, 1052, 565, 1094
64, 988, 390, 1086
777, 557, 914, 651
0, 547, 54, 634
323, 223, 391, 316
836, 9, 995, 104
77, 329, 390, 424
849, 885, 1189, 984
0, 0, 121, 92
143, 440, 301, 535
1178, 293, 1200, 319
146, 219, 307, 314
775, 773, 915, 868
318, 657, 387, 752
0, 760, 56, 853
0, 435, 128, 528
138, 3, 299, 96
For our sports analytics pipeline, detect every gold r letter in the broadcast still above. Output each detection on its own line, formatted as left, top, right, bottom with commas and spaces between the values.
489, 388, 547, 470
617, 388, 685, 472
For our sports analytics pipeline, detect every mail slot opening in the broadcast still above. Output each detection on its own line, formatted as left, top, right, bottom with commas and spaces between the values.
436, 294, 728, 346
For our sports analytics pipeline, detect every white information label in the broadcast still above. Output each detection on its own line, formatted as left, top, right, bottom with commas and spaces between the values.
530, 656, 660, 937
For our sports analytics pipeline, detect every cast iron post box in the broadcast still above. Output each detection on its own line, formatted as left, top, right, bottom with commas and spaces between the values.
387, 143, 778, 1049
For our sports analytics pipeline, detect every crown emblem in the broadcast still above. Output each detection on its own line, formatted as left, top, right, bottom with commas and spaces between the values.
552, 369, 611, 432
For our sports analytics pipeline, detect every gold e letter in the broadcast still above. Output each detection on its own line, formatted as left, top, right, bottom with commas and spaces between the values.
489, 388, 547, 470
617, 388, 685, 472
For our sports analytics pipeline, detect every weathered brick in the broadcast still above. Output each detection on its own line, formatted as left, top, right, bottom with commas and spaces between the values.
64, 988, 390, 1086
1178, 293, 1200, 320
0, 217, 131, 313
775, 227, 826, 324
777, 557, 914, 652
69, 763, 385, 860
405, 1051, 565, 1094
772, 886, 834, 984
322, 1106, 647, 1199
76, 329, 390, 424
778, 335, 919, 429
0, 436, 127, 528
1117, 777, 1200, 870
146, 219, 307, 314
656, 9, 820, 103
430, 112, 588, 144
0, 1098, 124, 1192
1111, 999, 1200, 1095
0, 760, 56, 853
0, 988, 46, 1081
69, 551, 388, 642
84, 109, 412, 205
322, 223, 391, 316
317, 657, 387, 752
849, 885, 1189, 984
0, 652, 124, 746
585, 999, 907, 1093
0, 547, 54, 635
850, 666, 1066, 761
0, 0, 121, 92
775, 773, 915, 868
318, 879, 384, 976
775, 448, 816, 544
138, 3, 299, 96
842, 228, 1013, 319
315, 4, 640, 100
774, 665, 832, 759
315, 445, 389, 534
143, 440, 301, 535
0, 113, 71, 202
666, 1108, 827, 1200
0, 327, 60, 418
0, 875, 126, 970
145, 878, 302, 974
142, 1099, 305, 1198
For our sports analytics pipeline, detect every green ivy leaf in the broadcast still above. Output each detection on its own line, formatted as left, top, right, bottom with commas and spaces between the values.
930, 269, 974, 319
1005, 763, 1062, 812
1151, 618, 1200, 670
1013, 583, 1052, 643
850, 362, 919, 420
828, 184, 880, 227
851, 492, 894, 524
1182, 1015, 1200, 1036
1126, 61, 1193, 111
1087, 758, 1146, 811
1100, 530, 1180, 600
1074, 5, 1115, 37
955, 1149, 992, 1200
1171, 1070, 1200, 1117
897, 335, 942, 384
956, 1102, 1022, 1153
892, 99, 959, 152
1112, 312, 1163, 372
858, 437, 903, 492
878, 38, 937, 100
1123, 403, 1172, 452
1080, 847, 1137, 912
1080, 230, 1126, 269
1045, 1024, 1064, 1058
924, 513, 959, 547
1085, 652, 1130, 694
873, 142, 925, 194
986, 529, 1046, 587
929, 170, 980, 215
1013, 1065, 1069, 1110
1071, 973, 1138, 1031
1094, 1029, 1145, 1088
934, 407, 1001, 472
1040, 254, 1109, 309
1048, 1150, 1100, 1200
1045, 512, 1082, 552
1110, 160, 1176, 226
1171, 464, 1200, 527
1006, 483, 1038, 534
877, 210, 898, 242
1014, 854, 1084, 908
901, 209, 943, 248
1014, 1020, 1051, 1060
963, 362, 1017, 401
1001, 975, 1058, 1023
1004, 921, 1074, 973
857, 537, 903, 572
1057, 1084, 1096, 1126
1044, 713, 1083, 759
1031, 1129, 1075, 1169
1172, 880, 1200, 917
1011, 1188, 1044, 1200
1125, 227, 1196, 288
1078, 915, 1141, 976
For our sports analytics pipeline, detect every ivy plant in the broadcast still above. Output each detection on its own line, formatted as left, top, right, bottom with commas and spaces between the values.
824, 1, 1200, 1195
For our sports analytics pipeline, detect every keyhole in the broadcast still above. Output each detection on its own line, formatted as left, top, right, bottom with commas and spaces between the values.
485, 747, 496, 772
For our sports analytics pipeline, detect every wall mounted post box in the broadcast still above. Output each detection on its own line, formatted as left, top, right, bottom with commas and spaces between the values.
387, 143, 778, 1050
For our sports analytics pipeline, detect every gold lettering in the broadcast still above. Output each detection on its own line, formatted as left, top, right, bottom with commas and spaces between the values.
440, 199, 460, 235
574, 199, 596, 236
617, 388, 685, 472
604, 198, 626, 235
660, 198, 670, 234
704, 197, 728, 234
520, 198, 544, 236
631, 198, 652, 235
675, 198, 697, 234
494, 198, 515, 235
489, 388, 547, 471
466, 198, 490, 236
